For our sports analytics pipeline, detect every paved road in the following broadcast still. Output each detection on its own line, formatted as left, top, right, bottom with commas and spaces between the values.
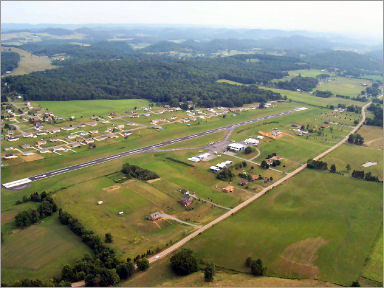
147, 102, 370, 264
3, 107, 307, 190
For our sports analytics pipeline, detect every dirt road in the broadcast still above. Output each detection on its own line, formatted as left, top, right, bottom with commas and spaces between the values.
148, 101, 371, 264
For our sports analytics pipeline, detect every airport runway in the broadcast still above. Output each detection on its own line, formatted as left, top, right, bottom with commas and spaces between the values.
2, 107, 307, 190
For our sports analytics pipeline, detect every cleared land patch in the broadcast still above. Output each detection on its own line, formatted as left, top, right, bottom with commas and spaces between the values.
1, 215, 92, 283
1, 46, 56, 75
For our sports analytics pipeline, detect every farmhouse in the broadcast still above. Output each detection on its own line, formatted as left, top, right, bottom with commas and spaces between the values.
87, 122, 98, 127
197, 152, 211, 160
147, 212, 162, 221
257, 135, 264, 140
39, 148, 51, 154
122, 131, 132, 137
97, 201, 103, 205
94, 135, 108, 141
238, 180, 248, 186
222, 186, 234, 193
36, 131, 47, 136
228, 143, 246, 152
62, 126, 75, 131
188, 157, 200, 163
180, 196, 193, 207
22, 151, 35, 156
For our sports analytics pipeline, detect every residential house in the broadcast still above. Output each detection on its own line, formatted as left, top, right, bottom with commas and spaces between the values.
146, 212, 162, 221
179, 196, 193, 207
222, 186, 234, 193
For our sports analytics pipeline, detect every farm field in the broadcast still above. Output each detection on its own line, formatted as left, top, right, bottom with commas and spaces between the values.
322, 143, 383, 179
1, 215, 92, 284
0, 46, 56, 75
49, 149, 257, 258
181, 170, 382, 286
36, 99, 151, 118
315, 77, 366, 98
122, 257, 336, 287
358, 125, 383, 150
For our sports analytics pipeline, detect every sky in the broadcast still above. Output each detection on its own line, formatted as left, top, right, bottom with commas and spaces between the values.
2, 1, 383, 39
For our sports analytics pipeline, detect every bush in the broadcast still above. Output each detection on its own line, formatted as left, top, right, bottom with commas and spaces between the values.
105, 233, 113, 243
307, 159, 328, 170
245, 257, 252, 267
116, 262, 135, 279
204, 263, 216, 282
250, 259, 266, 276
136, 258, 149, 271
244, 146, 255, 154
170, 249, 199, 276
216, 167, 234, 181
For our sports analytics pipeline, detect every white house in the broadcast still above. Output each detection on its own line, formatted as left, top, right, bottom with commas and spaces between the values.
188, 157, 200, 163
244, 138, 259, 145
228, 143, 246, 152
257, 135, 264, 140
209, 166, 220, 172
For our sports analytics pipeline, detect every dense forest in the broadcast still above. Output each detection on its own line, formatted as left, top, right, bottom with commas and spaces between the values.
2, 58, 283, 107
276, 75, 318, 91
1, 51, 20, 75
306, 50, 382, 76
365, 103, 383, 127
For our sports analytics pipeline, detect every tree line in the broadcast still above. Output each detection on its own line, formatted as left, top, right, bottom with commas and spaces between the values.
14, 192, 58, 228
1, 51, 20, 75
121, 163, 159, 181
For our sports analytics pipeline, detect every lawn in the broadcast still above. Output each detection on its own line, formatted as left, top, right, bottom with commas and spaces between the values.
1, 215, 92, 284
182, 170, 382, 286
36, 99, 151, 118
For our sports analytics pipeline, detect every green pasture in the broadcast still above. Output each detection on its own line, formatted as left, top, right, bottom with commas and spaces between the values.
358, 125, 383, 150
315, 77, 366, 98
322, 143, 382, 179
1, 215, 92, 284
361, 232, 383, 285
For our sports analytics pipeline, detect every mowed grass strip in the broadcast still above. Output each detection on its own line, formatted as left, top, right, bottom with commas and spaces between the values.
36, 99, 151, 118
1, 215, 92, 283
183, 170, 382, 286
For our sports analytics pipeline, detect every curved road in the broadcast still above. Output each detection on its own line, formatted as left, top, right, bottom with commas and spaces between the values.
147, 102, 371, 264
3, 107, 307, 190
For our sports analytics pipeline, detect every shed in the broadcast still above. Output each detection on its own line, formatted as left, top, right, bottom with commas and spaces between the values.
222, 186, 234, 193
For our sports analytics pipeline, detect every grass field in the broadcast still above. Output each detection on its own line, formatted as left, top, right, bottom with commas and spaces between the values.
288, 69, 327, 78
315, 77, 366, 98
36, 99, 151, 118
1, 46, 56, 75
182, 170, 382, 286
361, 232, 383, 285
122, 257, 336, 287
322, 143, 382, 179
358, 125, 383, 150
1, 215, 92, 283
262, 87, 366, 108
